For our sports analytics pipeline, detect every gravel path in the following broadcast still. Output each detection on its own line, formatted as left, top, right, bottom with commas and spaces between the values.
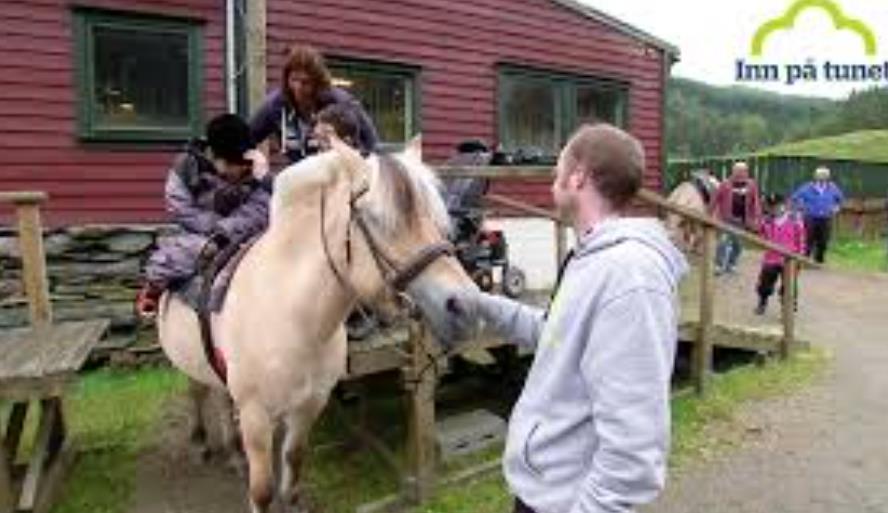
650, 260, 888, 513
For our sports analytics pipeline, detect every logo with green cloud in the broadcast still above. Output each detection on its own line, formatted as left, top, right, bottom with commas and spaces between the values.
751, 0, 877, 56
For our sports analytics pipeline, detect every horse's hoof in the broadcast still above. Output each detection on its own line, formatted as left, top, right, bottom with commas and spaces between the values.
188, 444, 212, 465
285, 495, 315, 513
189, 425, 208, 445
226, 453, 248, 478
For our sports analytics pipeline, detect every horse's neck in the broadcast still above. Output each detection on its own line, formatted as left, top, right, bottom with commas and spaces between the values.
262, 188, 358, 331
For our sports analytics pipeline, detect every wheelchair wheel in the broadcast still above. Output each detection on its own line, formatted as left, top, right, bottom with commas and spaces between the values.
473, 269, 495, 292
502, 265, 526, 298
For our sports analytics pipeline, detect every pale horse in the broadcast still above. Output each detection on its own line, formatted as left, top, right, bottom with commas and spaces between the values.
664, 170, 720, 253
157, 137, 479, 512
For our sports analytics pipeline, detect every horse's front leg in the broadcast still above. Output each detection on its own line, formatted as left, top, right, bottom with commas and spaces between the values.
280, 397, 326, 511
239, 401, 275, 513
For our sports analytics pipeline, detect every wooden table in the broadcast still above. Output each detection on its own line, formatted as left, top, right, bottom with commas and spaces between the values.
0, 319, 108, 513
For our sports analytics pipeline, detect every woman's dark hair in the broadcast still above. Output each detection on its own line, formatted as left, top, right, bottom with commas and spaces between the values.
281, 44, 333, 109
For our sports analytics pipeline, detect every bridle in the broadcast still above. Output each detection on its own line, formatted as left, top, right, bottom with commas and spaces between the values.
318, 162, 458, 385
319, 172, 454, 313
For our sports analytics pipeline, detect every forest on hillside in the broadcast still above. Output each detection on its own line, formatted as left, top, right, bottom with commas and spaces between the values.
666, 78, 888, 159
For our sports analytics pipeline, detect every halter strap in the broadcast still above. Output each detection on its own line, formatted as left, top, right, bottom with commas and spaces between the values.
352, 210, 454, 292
391, 242, 454, 291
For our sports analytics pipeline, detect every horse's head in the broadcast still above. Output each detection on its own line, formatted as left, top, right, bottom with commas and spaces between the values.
327, 137, 479, 346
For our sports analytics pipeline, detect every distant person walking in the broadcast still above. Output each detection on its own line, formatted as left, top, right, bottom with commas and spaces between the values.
792, 166, 844, 264
709, 161, 762, 275
755, 194, 806, 315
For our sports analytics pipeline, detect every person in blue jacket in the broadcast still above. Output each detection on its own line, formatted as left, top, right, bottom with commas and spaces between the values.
249, 44, 378, 164
791, 166, 845, 263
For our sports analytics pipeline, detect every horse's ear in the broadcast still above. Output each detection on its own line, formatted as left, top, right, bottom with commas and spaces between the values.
330, 134, 368, 180
404, 133, 423, 162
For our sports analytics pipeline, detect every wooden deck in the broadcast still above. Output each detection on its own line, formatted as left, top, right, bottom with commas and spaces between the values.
345, 278, 790, 383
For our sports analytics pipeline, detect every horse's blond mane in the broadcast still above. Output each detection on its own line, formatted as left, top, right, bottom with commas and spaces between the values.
268, 148, 450, 238
366, 152, 451, 237
269, 151, 341, 224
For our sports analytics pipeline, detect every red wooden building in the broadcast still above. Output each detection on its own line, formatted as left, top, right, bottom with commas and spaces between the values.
0, 0, 677, 225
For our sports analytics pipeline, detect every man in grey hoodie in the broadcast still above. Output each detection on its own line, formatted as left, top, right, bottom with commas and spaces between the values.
470, 124, 688, 513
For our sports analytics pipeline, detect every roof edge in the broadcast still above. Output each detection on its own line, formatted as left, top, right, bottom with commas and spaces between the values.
550, 0, 680, 58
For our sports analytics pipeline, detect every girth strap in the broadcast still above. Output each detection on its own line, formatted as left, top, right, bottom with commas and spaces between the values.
197, 239, 244, 384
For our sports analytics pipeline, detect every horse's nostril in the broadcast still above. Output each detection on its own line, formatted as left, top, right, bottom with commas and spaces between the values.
445, 297, 464, 316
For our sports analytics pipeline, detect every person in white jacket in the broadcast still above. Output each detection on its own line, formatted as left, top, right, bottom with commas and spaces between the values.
469, 124, 688, 513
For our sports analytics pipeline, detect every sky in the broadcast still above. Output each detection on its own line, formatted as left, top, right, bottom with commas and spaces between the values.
580, 0, 888, 99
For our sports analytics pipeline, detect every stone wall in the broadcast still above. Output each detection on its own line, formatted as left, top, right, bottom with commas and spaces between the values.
0, 225, 169, 345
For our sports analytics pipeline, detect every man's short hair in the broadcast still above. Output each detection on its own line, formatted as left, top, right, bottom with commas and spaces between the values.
564, 123, 644, 209
815, 166, 831, 180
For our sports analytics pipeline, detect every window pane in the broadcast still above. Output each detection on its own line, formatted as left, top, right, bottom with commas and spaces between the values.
576, 86, 624, 126
501, 76, 559, 153
93, 25, 190, 129
331, 68, 411, 143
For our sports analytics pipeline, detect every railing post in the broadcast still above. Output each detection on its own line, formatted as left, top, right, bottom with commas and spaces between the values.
403, 320, 436, 504
781, 259, 798, 360
694, 225, 717, 394
2, 193, 52, 327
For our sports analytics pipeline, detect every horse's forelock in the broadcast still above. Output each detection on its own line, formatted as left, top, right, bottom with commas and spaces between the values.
369, 152, 450, 237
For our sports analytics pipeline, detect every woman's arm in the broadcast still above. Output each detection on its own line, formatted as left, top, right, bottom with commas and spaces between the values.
249, 89, 286, 147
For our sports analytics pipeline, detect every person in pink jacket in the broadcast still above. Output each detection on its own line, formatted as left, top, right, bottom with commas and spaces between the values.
756, 193, 806, 315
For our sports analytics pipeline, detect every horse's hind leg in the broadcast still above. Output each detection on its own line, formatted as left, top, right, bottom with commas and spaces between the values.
218, 392, 246, 476
187, 378, 211, 460
239, 401, 275, 513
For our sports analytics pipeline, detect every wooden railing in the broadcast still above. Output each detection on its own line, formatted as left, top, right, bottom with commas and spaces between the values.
0, 192, 51, 327
439, 165, 819, 394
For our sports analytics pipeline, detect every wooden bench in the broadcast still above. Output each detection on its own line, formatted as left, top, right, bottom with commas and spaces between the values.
0, 320, 108, 513
0, 192, 108, 513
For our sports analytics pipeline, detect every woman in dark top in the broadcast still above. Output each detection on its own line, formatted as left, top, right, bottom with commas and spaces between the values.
249, 44, 379, 163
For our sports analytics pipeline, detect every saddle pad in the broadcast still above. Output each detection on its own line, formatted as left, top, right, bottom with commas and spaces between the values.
174, 237, 258, 313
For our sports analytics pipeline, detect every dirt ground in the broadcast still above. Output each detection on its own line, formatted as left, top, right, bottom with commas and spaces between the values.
129, 251, 888, 513
129, 392, 250, 513
649, 254, 888, 513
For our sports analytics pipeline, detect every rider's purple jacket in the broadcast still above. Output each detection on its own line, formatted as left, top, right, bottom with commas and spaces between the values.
144, 143, 271, 285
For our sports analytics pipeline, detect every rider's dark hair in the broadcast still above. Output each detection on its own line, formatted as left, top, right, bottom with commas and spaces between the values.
206, 114, 254, 164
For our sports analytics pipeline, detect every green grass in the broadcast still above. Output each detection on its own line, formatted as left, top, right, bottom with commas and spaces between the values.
759, 129, 888, 163
669, 347, 828, 468
41, 348, 828, 513
828, 237, 887, 273
47, 368, 187, 513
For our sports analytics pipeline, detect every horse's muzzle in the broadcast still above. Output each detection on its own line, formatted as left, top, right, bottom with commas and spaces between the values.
411, 285, 479, 347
